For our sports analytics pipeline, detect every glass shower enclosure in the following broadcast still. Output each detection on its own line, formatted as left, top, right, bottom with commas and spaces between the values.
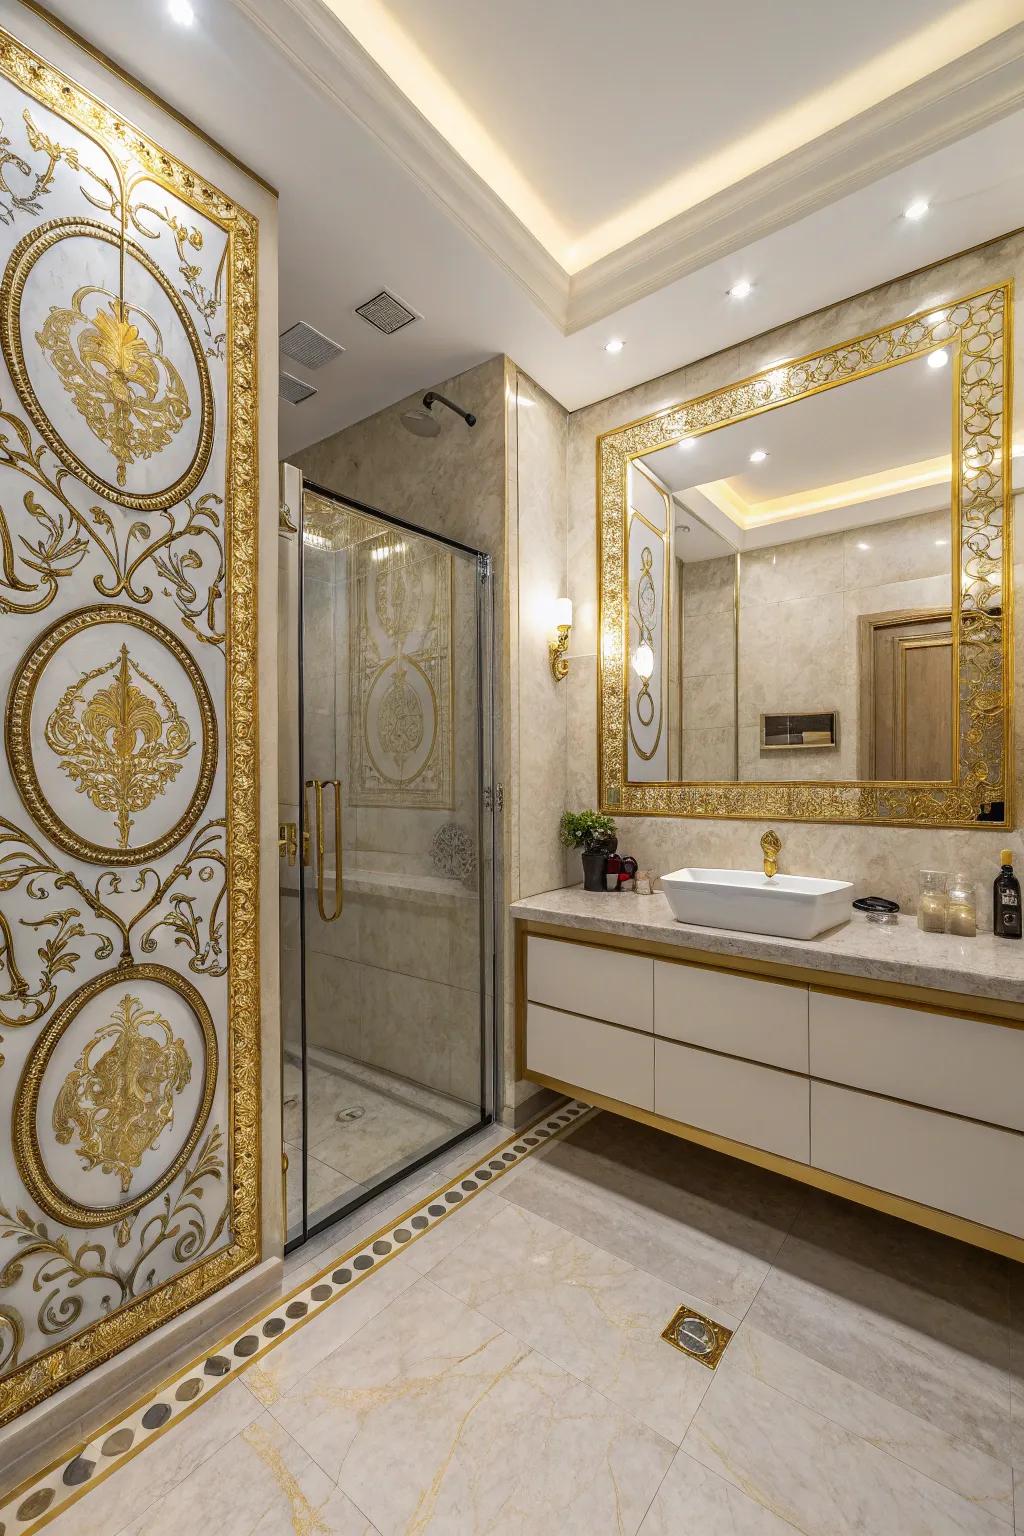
279, 477, 496, 1248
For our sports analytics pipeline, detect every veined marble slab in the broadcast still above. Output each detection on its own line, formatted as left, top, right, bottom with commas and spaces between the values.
511, 888, 1024, 1004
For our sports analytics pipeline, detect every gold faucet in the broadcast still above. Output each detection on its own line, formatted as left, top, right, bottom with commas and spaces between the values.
761, 829, 781, 879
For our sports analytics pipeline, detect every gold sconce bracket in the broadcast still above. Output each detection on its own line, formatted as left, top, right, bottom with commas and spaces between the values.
549, 625, 571, 682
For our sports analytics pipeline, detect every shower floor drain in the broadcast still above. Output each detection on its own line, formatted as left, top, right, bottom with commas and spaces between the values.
661, 1305, 732, 1369
335, 1105, 365, 1122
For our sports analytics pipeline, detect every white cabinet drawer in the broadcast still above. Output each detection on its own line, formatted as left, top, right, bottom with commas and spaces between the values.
527, 935, 652, 1030
811, 1082, 1024, 1237
654, 1038, 809, 1163
655, 960, 808, 1071
526, 1003, 653, 1110
809, 991, 1024, 1131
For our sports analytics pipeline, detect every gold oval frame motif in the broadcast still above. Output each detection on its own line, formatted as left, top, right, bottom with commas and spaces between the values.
597, 284, 1013, 828
13, 963, 218, 1230
0, 215, 215, 512
364, 653, 439, 786
6, 604, 218, 865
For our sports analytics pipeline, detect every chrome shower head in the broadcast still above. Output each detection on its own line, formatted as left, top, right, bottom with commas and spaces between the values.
400, 406, 441, 437
400, 391, 476, 438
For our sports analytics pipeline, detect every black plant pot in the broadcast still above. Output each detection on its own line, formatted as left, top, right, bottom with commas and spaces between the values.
581, 851, 608, 891
580, 834, 617, 892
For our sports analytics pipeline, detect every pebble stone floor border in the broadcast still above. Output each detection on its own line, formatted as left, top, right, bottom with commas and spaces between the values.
0, 1099, 595, 1536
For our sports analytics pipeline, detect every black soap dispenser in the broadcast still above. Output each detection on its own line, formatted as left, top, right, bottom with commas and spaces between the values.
993, 849, 1022, 940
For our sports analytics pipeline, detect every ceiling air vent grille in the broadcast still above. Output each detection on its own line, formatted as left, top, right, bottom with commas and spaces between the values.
355, 289, 419, 335
280, 321, 345, 369
279, 371, 317, 405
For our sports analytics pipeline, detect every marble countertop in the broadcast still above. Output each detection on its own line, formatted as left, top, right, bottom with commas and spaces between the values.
510, 886, 1024, 1004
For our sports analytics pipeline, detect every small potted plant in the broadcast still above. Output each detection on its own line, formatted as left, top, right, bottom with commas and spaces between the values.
559, 809, 618, 892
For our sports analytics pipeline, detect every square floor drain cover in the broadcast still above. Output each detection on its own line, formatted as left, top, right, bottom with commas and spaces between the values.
661, 1305, 732, 1369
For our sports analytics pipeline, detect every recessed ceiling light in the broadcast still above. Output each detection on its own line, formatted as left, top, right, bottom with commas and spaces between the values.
678, 437, 696, 450
928, 349, 949, 369
856, 541, 871, 551
168, 0, 195, 22
748, 449, 768, 464
935, 538, 948, 547
604, 338, 624, 354
903, 199, 930, 221
728, 279, 753, 300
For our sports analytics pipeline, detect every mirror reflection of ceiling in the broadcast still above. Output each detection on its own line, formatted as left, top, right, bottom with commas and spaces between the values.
639, 350, 992, 555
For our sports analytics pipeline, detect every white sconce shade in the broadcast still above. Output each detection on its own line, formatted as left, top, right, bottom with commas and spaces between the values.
553, 597, 573, 630
633, 642, 655, 680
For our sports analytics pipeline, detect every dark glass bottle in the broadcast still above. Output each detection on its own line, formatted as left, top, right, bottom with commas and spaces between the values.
993, 850, 1022, 940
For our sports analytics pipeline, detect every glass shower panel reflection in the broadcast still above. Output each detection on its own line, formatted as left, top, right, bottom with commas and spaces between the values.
289, 485, 492, 1244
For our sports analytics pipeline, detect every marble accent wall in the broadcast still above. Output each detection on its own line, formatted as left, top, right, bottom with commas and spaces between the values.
564, 230, 1024, 919
681, 555, 736, 780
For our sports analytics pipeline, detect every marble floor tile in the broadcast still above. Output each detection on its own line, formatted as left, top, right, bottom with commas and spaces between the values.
728, 1323, 1014, 1525
499, 1111, 803, 1317
686, 1357, 1010, 1535
286, 1147, 362, 1232
307, 1090, 458, 1186
403, 1190, 509, 1274
748, 1194, 1014, 1462
270, 1276, 673, 1533
116, 1413, 378, 1535
41, 1381, 262, 1536
243, 1257, 418, 1408
426, 1200, 727, 1443
638, 1451, 800, 1535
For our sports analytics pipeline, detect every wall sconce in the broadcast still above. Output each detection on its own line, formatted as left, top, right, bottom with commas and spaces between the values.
632, 641, 655, 680
549, 597, 572, 681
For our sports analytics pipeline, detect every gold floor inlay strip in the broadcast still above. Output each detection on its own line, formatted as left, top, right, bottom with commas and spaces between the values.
1, 1099, 596, 1535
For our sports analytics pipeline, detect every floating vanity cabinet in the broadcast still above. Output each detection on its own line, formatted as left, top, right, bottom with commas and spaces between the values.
654, 960, 807, 1071
518, 922, 1024, 1260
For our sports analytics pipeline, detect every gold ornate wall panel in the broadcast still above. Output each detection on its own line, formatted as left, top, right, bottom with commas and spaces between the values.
0, 28, 260, 1425
349, 530, 453, 809
598, 286, 1014, 827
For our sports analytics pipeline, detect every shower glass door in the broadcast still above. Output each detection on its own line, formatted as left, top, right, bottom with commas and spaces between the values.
286, 482, 495, 1247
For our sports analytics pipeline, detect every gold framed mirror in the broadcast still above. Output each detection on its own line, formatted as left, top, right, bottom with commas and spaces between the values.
597, 285, 1013, 827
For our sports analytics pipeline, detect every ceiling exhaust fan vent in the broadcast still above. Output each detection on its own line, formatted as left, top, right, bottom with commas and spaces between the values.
355, 289, 419, 336
279, 370, 317, 405
280, 321, 345, 369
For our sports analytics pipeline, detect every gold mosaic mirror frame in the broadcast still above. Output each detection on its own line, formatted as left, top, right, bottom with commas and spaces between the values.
597, 285, 1014, 827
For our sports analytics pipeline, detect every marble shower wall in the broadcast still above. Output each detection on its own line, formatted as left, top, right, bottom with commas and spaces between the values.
564, 230, 1024, 921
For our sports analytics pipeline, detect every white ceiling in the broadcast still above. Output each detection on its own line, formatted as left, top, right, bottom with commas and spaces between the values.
25, 0, 1024, 458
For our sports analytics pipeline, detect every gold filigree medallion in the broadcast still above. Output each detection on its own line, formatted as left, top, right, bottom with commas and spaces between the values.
0, 216, 214, 512
6, 604, 217, 865
53, 994, 192, 1194
46, 643, 195, 850
36, 287, 190, 488
13, 963, 216, 1231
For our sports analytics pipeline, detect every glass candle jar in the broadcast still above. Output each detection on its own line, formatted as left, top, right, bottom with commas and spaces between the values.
946, 872, 977, 937
917, 870, 949, 933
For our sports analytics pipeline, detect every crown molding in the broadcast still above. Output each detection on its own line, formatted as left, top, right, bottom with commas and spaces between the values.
229, 0, 571, 327
232, 0, 1024, 337
566, 25, 1024, 332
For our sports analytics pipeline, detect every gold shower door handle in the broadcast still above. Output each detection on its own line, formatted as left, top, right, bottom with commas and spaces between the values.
305, 778, 343, 921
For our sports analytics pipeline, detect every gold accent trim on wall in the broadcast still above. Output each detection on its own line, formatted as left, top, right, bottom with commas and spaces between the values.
597, 285, 1015, 827
0, 25, 261, 1429
12, 0, 279, 198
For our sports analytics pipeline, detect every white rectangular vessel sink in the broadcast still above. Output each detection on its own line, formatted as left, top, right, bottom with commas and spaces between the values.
660, 867, 853, 940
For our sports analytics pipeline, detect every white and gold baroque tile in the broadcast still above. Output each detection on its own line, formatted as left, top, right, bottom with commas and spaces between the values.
0, 21, 260, 1426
